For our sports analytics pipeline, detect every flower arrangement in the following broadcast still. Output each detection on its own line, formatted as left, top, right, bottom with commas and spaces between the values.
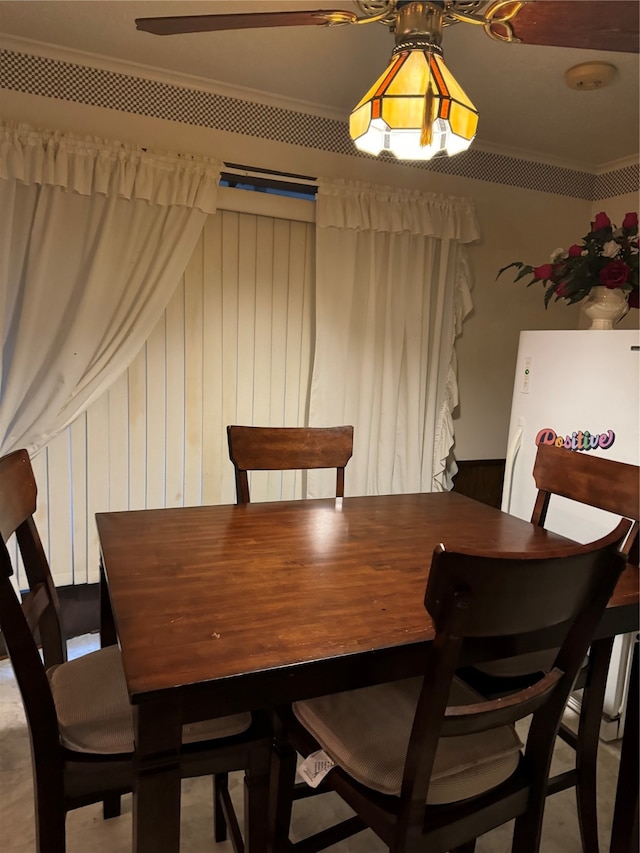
498, 211, 639, 309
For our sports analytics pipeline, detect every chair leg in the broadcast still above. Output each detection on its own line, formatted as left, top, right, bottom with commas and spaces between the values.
32, 771, 67, 853
34, 798, 66, 853
611, 637, 639, 853
575, 638, 614, 853
244, 763, 271, 853
213, 772, 229, 842
511, 787, 547, 853
269, 734, 298, 853
102, 793, 122, 819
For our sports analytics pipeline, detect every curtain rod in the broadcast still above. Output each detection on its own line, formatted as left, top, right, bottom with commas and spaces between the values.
223, 162, 317, 186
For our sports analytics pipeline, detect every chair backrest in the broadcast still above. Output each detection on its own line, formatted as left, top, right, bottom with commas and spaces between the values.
0, 449, 66, 777
227, 425, 354, 504
531, 443, 639, 563
400, 520, 630, 815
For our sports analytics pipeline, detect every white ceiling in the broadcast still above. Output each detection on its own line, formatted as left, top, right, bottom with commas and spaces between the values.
1, 1, 638, 169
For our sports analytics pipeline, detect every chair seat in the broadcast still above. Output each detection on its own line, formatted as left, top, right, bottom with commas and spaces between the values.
293, 676, 522, 805
474, 648, 558, 678
48, 645, 252, 754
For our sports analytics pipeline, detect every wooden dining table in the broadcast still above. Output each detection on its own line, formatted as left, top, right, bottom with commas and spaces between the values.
96, 491, 639, 853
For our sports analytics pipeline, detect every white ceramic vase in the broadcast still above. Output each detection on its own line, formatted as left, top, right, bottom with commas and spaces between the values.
582, 286, 629, 329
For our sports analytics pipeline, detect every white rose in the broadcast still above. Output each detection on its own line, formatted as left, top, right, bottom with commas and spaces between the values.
602, 240, 620, 258
550, 248, 567, 262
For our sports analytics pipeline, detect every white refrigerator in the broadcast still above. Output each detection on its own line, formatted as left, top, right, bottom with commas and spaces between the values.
501, 329, 640, 739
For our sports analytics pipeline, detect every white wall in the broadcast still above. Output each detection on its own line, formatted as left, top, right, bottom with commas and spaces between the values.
591, 191, 639, 224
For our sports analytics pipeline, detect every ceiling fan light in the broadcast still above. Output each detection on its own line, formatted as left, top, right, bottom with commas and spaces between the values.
350, 118, 389, 156
349, 48, 478, 161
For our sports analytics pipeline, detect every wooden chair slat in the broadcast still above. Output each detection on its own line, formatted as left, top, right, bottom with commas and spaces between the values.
227, 425, 354, 504
532, 444, 640, 530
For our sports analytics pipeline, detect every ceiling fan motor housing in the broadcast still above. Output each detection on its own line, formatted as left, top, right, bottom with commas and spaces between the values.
394, 2, 444, 46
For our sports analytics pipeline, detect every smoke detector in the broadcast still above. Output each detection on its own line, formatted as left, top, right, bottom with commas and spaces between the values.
565, 62, 617, 91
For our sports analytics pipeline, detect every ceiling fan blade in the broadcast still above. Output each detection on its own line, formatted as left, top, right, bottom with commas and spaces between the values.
509, 1, 639, 53
135, 10, 356, 36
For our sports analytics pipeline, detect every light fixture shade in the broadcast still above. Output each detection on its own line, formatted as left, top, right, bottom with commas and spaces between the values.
349, 49, 478, 160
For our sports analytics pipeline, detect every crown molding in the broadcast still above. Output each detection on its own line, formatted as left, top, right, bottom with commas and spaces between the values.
1, 34, 637, 183
0, 34, 346, 122
471, 139, 593, 173
472, 142, 639, 175
593, 153, 640, 175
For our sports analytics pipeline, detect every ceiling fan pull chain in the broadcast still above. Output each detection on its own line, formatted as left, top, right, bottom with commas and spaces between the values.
421, 56, 435, 148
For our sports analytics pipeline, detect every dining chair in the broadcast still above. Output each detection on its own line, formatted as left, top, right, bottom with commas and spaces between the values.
458, 443, 640, 853
269, 519, 631, 853
226, 424, 354, 504
225, 424, 354, 812
0, 448, 272, 853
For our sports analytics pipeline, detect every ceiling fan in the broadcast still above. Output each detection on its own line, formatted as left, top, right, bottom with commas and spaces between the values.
134, 2, 639, 161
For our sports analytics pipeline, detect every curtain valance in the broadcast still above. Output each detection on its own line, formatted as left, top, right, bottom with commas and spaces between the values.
0, 122, 214, 456
0, 121, 221, 213
316, 178, 480, 243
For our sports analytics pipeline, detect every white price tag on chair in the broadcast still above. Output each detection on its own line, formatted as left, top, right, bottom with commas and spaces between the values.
298, 749, 335, 788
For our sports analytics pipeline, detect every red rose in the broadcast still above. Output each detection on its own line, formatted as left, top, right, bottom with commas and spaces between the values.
622, 212, 638, 231
554, 282, 570, 298
534, 263, 554, 280
568, 244, 583, 257
599, 260, 631, 288
592, 212, 611, 231
629, 286, 640, 309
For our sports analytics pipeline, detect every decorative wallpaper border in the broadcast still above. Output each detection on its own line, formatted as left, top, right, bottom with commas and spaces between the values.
1, 48, 638, 201
593, 164, 640, 201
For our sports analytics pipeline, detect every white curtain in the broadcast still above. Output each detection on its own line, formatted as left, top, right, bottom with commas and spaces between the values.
0, 122, 221, 456
309, 178, 478, 496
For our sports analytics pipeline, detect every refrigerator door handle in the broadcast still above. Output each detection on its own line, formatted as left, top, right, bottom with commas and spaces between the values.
502, 418, 525, 513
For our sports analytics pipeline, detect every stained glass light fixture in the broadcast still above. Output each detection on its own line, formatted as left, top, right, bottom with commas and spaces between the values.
349, 1, 479, 160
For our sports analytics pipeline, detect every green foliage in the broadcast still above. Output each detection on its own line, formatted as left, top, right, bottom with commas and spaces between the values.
497, 213, 639, 310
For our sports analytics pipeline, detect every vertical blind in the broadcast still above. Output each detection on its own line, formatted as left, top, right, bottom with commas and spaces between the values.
19, 207, 315, 587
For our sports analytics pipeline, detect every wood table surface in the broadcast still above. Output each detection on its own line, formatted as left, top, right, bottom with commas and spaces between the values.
96, 491, 639, 853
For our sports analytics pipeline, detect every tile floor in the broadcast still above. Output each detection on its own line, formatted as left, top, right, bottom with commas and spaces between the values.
0, 634, 622, 852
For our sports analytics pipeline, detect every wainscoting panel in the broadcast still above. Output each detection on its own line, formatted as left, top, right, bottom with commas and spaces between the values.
452, 459, 506, 510
20, 208, 315, 589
